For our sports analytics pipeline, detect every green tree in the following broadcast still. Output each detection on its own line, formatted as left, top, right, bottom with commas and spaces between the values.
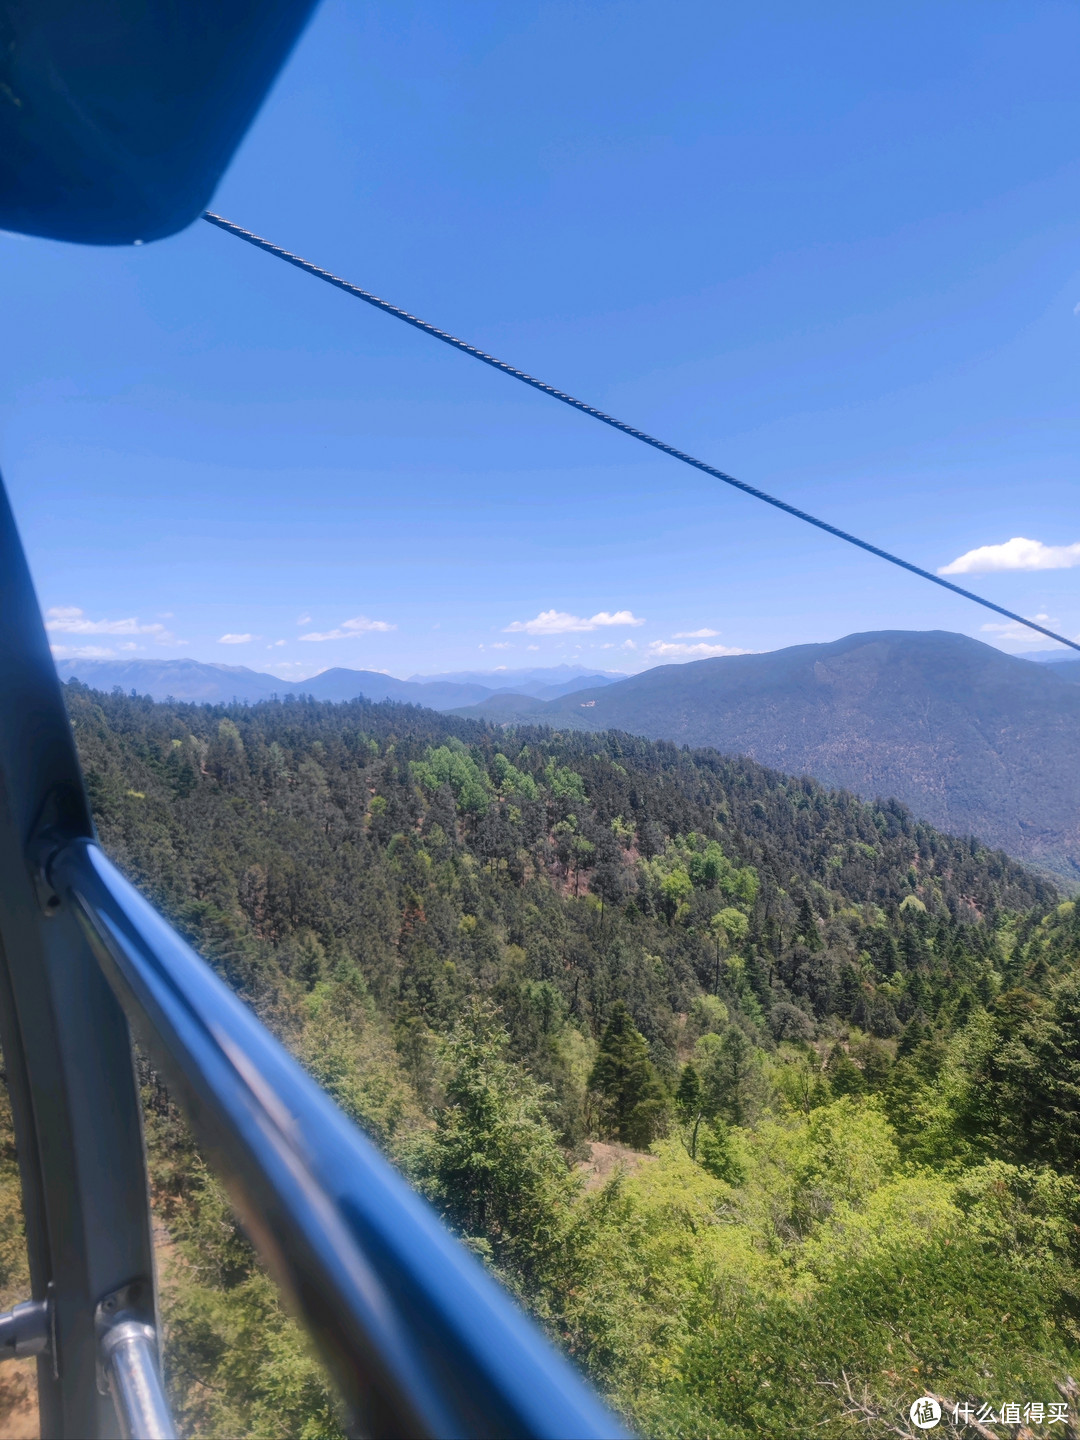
701, 1026, 765, 1128
708, 907, 749, 994
675, 1062, 702, 1116
589, 1002, 669, 1148
825, 1042, 864, 1097
408, 1008, 580, 1298
660, 868, 693, 923
697, 1119, 745, 1185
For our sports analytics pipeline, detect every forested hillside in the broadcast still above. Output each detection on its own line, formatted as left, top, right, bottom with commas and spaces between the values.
458, 631, 1080, 881
5, 683, 1080, 1439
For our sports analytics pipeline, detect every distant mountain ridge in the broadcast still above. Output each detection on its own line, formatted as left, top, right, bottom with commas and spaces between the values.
453, 631, 1080, 881
52, 657, 620, 710
408, 666, 624, 699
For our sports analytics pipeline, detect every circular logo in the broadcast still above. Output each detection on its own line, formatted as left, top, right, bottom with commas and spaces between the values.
910, 1397, 942, 1430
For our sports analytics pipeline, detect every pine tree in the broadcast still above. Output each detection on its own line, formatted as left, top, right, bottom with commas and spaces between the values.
588, 1001, 668, 1149
698, 1119, 746, 1185
825, 1042, 864, 1097
702, 1026, 764, 1127
675, 1062, 702, 1115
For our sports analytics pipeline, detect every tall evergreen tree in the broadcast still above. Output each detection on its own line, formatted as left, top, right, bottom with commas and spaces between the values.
589, 1001, 668, 1149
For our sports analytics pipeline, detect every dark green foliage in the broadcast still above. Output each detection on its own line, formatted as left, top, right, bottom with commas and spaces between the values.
674, 1062, 702, 1115
701, 1026, 766, 1126
825, 1043, 864, 1097
408, 1008, 581, 1300
589, 1002, 668, 1148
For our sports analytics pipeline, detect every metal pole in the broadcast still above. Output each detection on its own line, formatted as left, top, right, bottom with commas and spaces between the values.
0, 476, 164, 1437
100, 1323, 176, 1440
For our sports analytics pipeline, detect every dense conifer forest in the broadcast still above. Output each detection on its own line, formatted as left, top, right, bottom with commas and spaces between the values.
4, 682, 1080, 1438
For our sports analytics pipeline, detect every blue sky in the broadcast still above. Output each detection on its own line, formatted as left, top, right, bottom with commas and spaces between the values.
2, 0, 1078, 680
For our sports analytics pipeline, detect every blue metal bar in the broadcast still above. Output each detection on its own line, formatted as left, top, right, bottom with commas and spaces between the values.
52, 839, 628, 1440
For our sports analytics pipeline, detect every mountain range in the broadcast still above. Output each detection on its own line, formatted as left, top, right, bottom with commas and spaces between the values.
55, 634, 1080, 880
52, 658, 619, 708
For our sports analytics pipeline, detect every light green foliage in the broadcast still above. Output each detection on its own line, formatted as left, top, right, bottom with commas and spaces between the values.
296, 979, 424, 1151
492, 751, 539, 800
710, 906, 749, 954
643, 834, 759, 914
411, 740, 491, 813
789, 1097, 898, 1230
659, 867, 693, 920
543, 759, 587, 803
688, 993, 728, 1037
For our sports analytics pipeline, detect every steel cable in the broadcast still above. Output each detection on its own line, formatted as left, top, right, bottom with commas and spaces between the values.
202, 210, 1080, 656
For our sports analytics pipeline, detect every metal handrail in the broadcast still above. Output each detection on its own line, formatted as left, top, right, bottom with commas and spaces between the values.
51, 838, 627, 1440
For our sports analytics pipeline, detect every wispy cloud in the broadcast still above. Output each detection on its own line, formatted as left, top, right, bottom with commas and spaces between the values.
219, 633, 254, 645
980, 613, 1076, 647
647, 640, 749, 660
504, 608, 644, 635
50, 644, 123, 660
300, 615, 396, 642
45, 606, 179, 642
297, 613, 312, 626
491, 642, 512, 650
673, 628, 719, 638
940, 537, 1080, 574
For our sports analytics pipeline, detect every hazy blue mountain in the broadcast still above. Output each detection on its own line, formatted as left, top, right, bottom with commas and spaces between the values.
56, 658, 502, 709
297, 668, 494, 707
1042, 659, 1080, 684
55, 658, 289, 703
1017, 649, 1080, 664
408, 666, 623, 699
1013, 649, 1080, 683
455, 631, 1080, 880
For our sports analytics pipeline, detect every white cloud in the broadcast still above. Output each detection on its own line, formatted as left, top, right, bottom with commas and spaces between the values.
504, 608, 644, 635
673, 628, 719, 638
647, 640, 749, 660
299, 615, 396, 642
45, 606, 178, 641
491, 642, 512, 650
939, 537, 1080, 575
50, 644, 121, 660
527, 644, 540, 651
219, 633, 254, 645
297, 613, 312, 626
